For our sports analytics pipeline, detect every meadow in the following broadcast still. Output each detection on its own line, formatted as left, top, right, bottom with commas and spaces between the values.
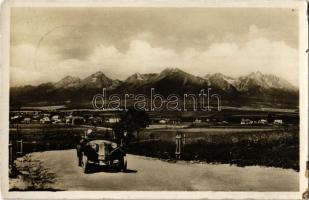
9, 123, 299, 171
9, 124, 112, 154
127, 126, 299, 170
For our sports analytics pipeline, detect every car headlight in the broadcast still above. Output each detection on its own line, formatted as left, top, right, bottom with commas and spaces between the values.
91, 143, 98, 151
111, 143, 117, 149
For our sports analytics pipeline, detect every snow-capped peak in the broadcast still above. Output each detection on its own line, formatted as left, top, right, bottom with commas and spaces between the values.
236, 71, 297, 91
54, 75, 81, 88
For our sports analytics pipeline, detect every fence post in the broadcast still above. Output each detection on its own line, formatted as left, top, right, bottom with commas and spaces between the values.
32, 141, 37, 151
175, 134, 181, 159
16, 139, 23, 155
9, 141, 12, 166
9, 140, 18, 178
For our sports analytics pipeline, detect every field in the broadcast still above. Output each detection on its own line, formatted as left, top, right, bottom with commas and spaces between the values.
9, 123, 299, 171
9, 124, 113, 156
127, 126, 299, 170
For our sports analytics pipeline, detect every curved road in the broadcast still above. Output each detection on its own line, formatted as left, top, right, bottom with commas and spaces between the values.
14, 149, 299, 191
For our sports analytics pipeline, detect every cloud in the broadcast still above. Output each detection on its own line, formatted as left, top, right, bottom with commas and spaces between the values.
84, 34, 298, 85
10, 42, 62, 85
10, 66, 42, 86
194, 38, 298, 84
10, 26, 298, 86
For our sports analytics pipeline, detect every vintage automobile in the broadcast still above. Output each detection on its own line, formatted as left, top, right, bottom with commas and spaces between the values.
79, 139, 127, 173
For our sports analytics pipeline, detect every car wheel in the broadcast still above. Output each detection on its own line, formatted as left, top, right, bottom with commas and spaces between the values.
81, 155, 89, 173
121, 156, 127, 172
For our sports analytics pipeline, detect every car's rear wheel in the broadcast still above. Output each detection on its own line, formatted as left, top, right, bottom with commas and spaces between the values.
81, 155, 89, 173
124, 157, 127, 171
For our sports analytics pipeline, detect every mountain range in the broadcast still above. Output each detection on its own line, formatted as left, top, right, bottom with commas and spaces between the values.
10, 68, 298, 109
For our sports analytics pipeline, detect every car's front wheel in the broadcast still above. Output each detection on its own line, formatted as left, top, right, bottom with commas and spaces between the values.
119, 156, 127, 172
81, 155, 89, 173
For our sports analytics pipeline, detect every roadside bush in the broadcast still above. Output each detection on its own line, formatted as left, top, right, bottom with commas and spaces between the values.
12, 154, 57, 190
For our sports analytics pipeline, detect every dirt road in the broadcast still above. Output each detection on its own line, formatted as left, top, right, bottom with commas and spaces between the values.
12, 149, 299, 191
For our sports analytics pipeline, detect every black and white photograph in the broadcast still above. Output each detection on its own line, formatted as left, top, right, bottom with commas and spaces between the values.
1, 0, 308, 199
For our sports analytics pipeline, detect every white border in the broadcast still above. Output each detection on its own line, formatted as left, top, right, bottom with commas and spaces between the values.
0, 0, 308, 199
298, 0, 308, 197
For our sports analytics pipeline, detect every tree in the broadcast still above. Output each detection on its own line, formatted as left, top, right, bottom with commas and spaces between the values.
113, 108, 150, 145
125, 108, 150, 143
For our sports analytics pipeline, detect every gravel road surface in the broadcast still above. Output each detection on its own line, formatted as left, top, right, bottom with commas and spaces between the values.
11, 149, 299, 191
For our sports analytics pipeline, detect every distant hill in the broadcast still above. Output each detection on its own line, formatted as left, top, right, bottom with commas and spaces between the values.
10, 68, 298, 109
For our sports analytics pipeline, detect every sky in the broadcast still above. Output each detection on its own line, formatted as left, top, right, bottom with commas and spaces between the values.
10, 7, 299, 86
